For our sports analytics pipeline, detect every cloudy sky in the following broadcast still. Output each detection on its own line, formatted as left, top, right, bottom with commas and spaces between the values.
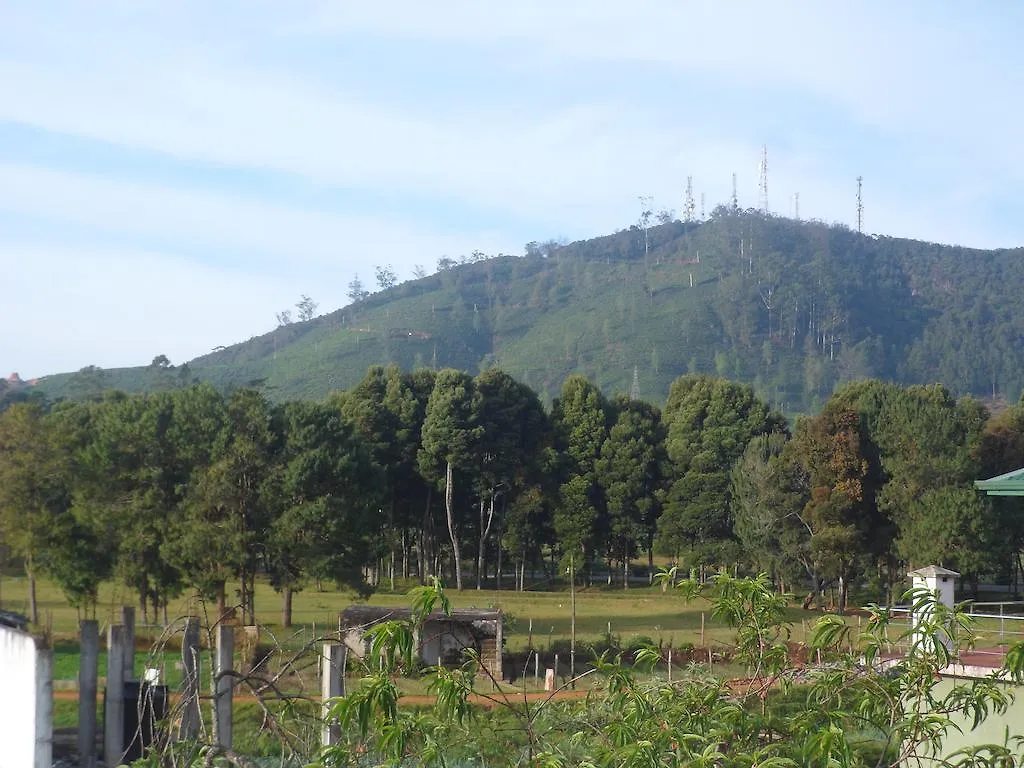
2, 2, 1022, 378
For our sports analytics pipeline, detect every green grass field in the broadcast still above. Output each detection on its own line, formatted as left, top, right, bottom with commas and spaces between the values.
0, 573, 759, 648
8, 572, 1021, 690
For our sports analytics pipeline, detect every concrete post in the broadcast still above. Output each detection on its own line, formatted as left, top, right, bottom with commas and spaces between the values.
179, 618, 201, 740
78, 620, 99, 768
320, 643, 346, 747
104, 625, 125, 766
35, 642, 53, 768
544, 667, 555, 692
120, 606, 135, 682
214, 624, 234, 749
493, 612, 503, 682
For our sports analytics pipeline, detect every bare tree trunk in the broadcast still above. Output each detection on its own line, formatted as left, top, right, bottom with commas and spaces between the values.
402, 529, 409, 581
444, 461, 463, 590
477, 495, 497, 590
496, 530, 504, 591
216, 581, 227, 623
27, 561, 38, 625
282, 585, 293, 628
420, 487, 433, 583
247, 572, 256, 625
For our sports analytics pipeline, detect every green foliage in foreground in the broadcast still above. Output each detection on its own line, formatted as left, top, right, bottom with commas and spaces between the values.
127, 576, 1024, 768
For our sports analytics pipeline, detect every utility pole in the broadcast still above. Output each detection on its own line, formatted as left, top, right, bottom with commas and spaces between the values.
568, 554, 577, 686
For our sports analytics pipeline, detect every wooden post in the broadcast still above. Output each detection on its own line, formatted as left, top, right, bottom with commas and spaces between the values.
667, 648, 673, 683
179, 618, 200, 740
700, 613, 706, 647
104, 625, 126, 766
321, 643, 346, 747
534, 651, 539, 685
544, 667, 555, 692
214, 624, 234, 749
78, 620, 99, 768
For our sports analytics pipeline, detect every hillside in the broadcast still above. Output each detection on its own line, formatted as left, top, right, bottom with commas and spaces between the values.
32, 211, 1024, 412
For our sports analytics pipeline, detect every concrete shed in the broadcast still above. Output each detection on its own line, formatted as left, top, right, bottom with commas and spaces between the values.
339, 606, 503, 681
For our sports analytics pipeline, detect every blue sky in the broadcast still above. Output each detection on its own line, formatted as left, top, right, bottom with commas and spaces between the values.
2, 2, 1022, 377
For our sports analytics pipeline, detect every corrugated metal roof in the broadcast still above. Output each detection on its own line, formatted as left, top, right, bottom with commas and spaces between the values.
975, 467, 1024, 496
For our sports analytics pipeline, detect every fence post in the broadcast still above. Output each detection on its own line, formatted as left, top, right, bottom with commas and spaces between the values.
104, 625, 126, 766
78, 620, 99, 768
321, 643, 346, 747
700, 613, 706, 647
120, 606, 135, 682
1001, 604, 1005, 643
179, 618, 201, 740
667, 648, 673, 683
214, 624, 234, 749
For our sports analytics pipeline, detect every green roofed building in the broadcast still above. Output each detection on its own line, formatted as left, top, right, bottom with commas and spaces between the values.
974, 467, 1024, 496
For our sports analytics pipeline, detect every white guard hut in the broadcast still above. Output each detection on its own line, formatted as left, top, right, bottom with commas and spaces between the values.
908, 565, 959, 609
907, 565, 959, 651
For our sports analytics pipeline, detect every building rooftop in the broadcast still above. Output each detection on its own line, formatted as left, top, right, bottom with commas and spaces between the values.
975, 467, 1024, 496
908, 565, 961, 579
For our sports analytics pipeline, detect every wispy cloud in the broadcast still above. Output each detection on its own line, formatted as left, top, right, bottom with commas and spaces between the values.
0, 2, 1020, 375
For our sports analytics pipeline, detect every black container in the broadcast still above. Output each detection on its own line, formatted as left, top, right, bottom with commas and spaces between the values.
122, 681, 169, 761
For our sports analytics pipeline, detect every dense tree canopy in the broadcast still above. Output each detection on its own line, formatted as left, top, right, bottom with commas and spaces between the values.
1, 365, 1022, 622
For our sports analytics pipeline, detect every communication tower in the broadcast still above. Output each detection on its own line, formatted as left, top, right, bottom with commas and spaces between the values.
700, 192, 706, 220
630, 366, 640, 400
684, 176, 696, 223
794, 192, 800, 221
758, 145, 769, 213
731, 173, 739, 211
856, 176, 864, 233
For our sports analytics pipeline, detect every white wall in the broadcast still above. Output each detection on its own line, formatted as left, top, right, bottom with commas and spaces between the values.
0, 624, 52, 768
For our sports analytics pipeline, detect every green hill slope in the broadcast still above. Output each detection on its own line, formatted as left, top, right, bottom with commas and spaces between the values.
33, 212, 1024, 412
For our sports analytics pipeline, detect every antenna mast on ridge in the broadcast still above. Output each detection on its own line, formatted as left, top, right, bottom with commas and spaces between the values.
794, 192, 800, 221
758, 145, 769, 213
684, 176, 696, 223
856, 176, 864, 233
731, 173, 739, 211
630, 366, 640, 400
700, 192, 706, 220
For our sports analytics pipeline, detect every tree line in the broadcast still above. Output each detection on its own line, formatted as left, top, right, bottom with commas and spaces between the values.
1, 365, 1022, 625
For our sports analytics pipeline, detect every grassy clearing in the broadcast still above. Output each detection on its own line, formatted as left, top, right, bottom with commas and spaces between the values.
1, 574, 760, 648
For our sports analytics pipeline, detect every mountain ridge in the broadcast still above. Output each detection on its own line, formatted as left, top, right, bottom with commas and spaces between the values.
29, 211, 1024, 412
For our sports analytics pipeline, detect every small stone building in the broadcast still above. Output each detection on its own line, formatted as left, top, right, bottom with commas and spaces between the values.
339, 606, 503, 681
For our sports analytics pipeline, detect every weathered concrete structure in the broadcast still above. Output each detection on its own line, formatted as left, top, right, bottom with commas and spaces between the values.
339, 606, 503, 681
0, 617, 52, 768
321, 642, 346, 747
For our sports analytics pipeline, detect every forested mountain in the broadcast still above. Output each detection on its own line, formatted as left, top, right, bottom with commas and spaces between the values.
31, 210, 1024, 412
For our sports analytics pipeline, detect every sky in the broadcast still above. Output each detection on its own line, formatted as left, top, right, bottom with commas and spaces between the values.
2, 2, 1023, 378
